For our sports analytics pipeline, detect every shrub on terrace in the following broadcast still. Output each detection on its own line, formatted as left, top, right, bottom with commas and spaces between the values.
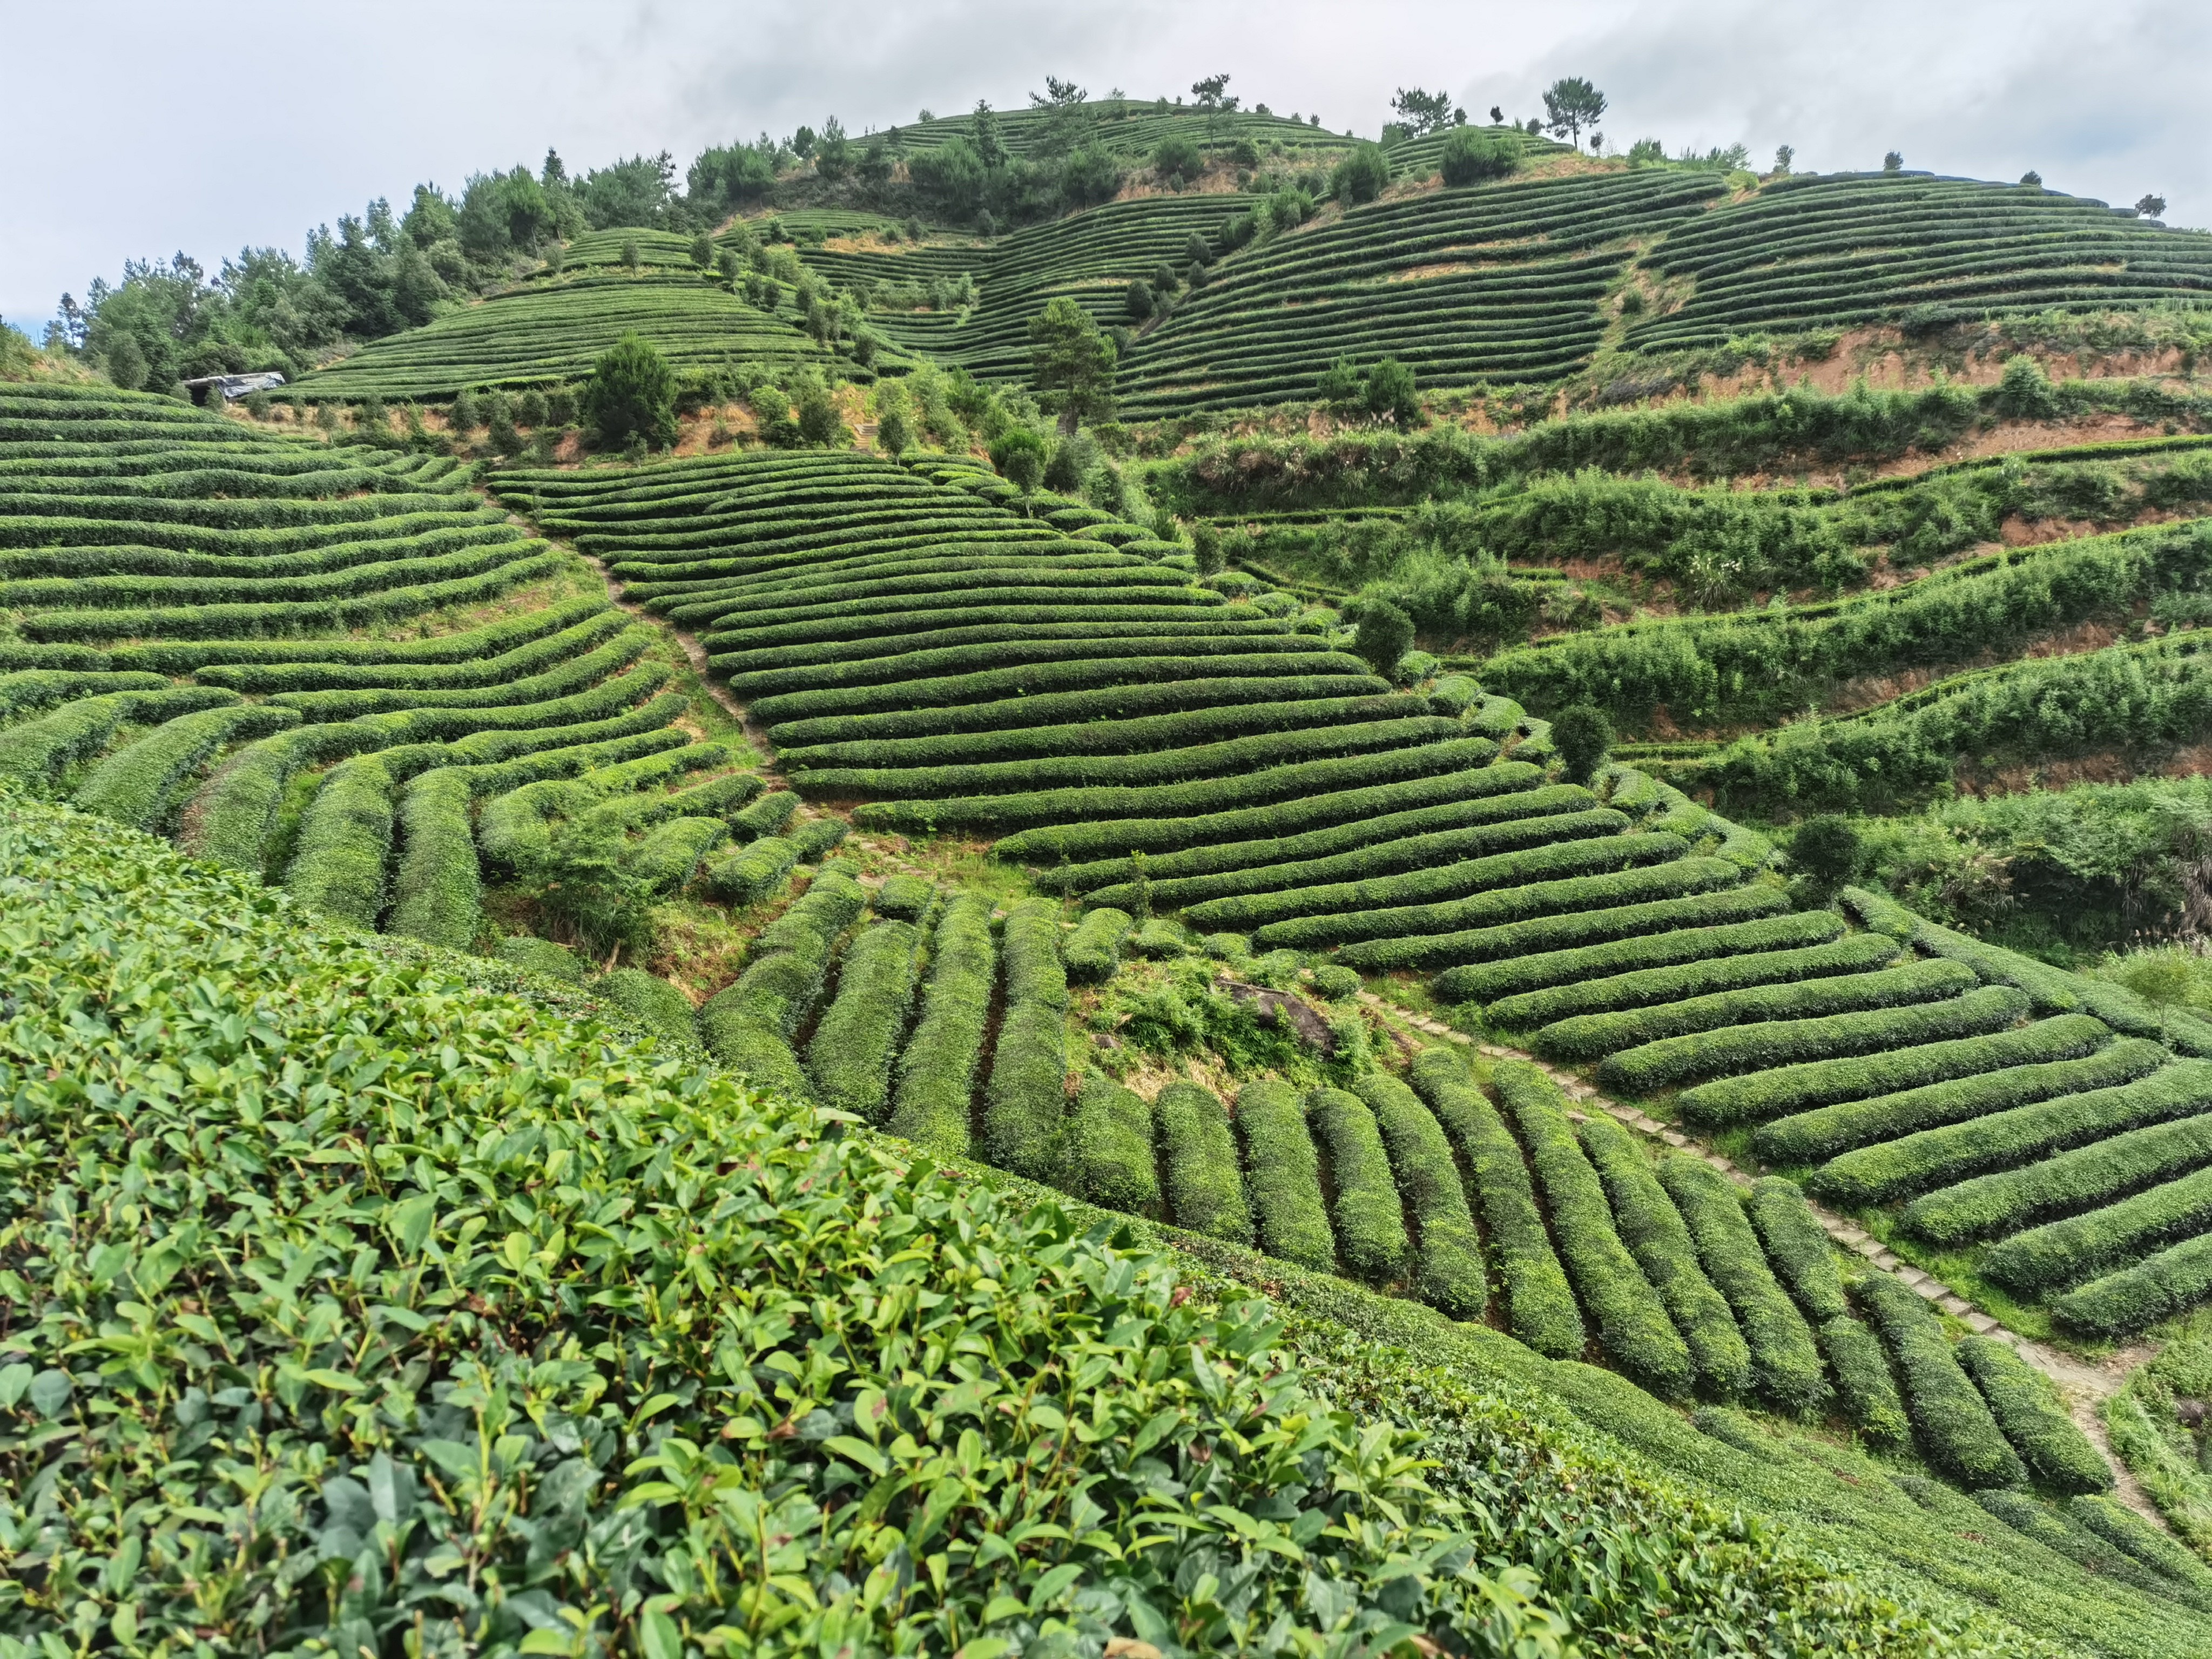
1440, 127, 1519, 186
1333, 142, 1393, 205
581, 330, 678, 451
1353, 598, 1416, 678
1550, 702, 1613, 786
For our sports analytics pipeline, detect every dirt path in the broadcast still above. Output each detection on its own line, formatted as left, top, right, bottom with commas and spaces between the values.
1355, 991, 2164, 1518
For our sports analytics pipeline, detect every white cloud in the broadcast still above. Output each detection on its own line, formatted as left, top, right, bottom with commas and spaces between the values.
3, 0, 2201, 332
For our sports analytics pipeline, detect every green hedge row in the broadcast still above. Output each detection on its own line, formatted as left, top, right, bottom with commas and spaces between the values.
467, 744, 728, 872
1061, 1073, 1162, 1217
806, 919, 922, 1123
1954, 1336, 2112, 1495
767, 671, 1390, 752
1745, 1178, 1851, 1321
1340, 884, 1792, 974
1754, 1037, 2165, 1168
787, 690, 1424, 783
1606, 985, 2032, 1100
713, 615, 1280, 687
1235, 1079, 1336, 1273
1187, 828, 1686, 936
1817, 1313, 1913, 1451
1091, 804, 1630, 916
22, 549, 563, 642
186, 596, 613, 691
732, 789, 801, 841
982, 899, 1071, 1183
1355, 1073, 1488, 1321
873, 874, 934, 922
1408, 1051, 1583, 1356
1494, 1061, 1693, 1395
2, 533, 535, 613
1680, 1011, 2112, 1127
1155, 1081, 1255, 1245
1580, 1115, 1752, 1398
1487, 931, 1894, 1031
1973, 1489, 2212, 1614
1815, 1059, 2212, 1209
282, 753, 395, 928
70, 704, 298, 831
858, 733, 1495, 837
1660, 1159, 1829, 1415
1306, 1087, 1410, 1283
1267, 854, 1739, 955
705, 837, 799, 906
575, 770, 761, 841
1055, 775, 1578, 899
0, 686, 238, 784
0, 667, 166, 719
748, 647, 1372, 727
1438, 912, 1840, 1009
808, 714, 1462, 804
998, 753, 1538, 866
383, 769, 480, 950
1853, 1274, 2026, 1489
2052, 1228, 2212, 1336
589, 967, 700, 1051
1063, 906, 1132, 984
265, 622, 652, 720
1985, 1163, 2212, 1293
788, 814, 849, 863
626, 815, 730, 895
1541, 957, 1978, 1064
1899, 1096, 2212, 1244
885, 895, 997, 1155
698, 869, 868, 1101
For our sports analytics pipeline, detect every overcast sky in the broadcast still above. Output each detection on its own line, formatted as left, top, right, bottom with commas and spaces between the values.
4, 0, 2203, 339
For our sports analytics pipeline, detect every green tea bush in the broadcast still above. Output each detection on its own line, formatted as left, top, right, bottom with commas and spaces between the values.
1061, 1071, 1161, 1216
698, 868, 867, 1098
1602, 984, 2029, 1099
1235, 1078, 1337, 1272
1357, 1073, 1488, 1319
1985, 1163, 2212, 1293
1660, 1159, 1829, 1415
873, 872, 934, 920
1539, 956, 1971, 1063
703, 834, 800, 906
494, 933, 586, 981
1334, 872, 1785, 972
1495, 1061, 1692, 1394
1155, 1080, 1255, 1244
589, 965, 699, 1048
1680, 1012, 2111, 1126
1954, 1336, 2111, 1494
1745, 1178, 1851, 1320
1410, 1051, 1584, 1355
1817, 1313, 1913, 1450
1437, 911, 1845, 1006
283, 753, 395, 927
1754, 1038, 2166, 1168
70, 703, 298, 830
1853, 1275, 2026, 1488
1064, 905, 1133, 983
1487, 929, 1891, 1030
886, 894, 996, 1153
1307, 1087, 1411, 1282
982, 898, 1072, 1180
1900, 1101, 2212, 1244
1580, 1116, 1751, 1398
1816, 1059, 2212, 1210
385, 767, 482, 949
732, 787, 803, 840
624, 813, 730, 894
806, 918, 921, 1121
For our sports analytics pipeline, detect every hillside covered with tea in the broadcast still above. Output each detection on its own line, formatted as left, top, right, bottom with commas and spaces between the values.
11, 66, 2212, 1659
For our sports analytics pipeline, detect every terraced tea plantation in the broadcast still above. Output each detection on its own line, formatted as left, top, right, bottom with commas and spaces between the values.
1626, 172, 2212, 352
302, 269, 839, 399
801, 193, 1250, 379
0, 381, 745, 948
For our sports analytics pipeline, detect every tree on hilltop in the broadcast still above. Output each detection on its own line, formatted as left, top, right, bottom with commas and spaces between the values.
1541, 77, 1607, 147
2139, 193, 2169, 219
1391, 87, 1461, 136
1190, 74, 1237, 113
